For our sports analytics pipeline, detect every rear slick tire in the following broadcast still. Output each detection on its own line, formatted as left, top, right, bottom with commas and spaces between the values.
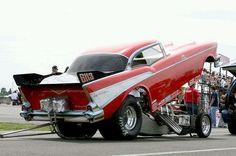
55, 121, 97, 139
99, 96, 142, 140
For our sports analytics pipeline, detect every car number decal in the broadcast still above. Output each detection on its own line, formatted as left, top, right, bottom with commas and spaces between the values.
79, 73, 95, 83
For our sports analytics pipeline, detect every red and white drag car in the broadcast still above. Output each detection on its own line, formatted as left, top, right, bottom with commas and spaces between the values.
14, 40, 219, 139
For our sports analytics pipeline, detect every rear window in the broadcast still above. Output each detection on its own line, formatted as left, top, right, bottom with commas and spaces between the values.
67, 54, 128, 73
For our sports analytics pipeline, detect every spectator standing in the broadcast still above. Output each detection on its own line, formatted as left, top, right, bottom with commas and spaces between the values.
200, 68, 207, 84
220, 77, 227, 89
184, 83, 200, 115
218, 88, 227, 128
9, 90, 19, 105
51, 65, 62, 75
209, 86, 219, 128
210, 71, 217, 86
52, 65, 59, 74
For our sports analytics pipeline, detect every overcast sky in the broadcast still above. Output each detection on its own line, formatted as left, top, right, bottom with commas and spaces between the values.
1, 0, 236, 90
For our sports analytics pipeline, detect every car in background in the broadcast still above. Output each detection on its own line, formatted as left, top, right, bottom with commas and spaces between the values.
221, 63, 236, 134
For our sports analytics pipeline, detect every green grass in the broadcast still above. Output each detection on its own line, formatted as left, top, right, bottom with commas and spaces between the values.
0, 122, 50, 131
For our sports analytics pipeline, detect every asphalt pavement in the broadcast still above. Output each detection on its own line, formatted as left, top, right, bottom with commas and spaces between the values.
1, 104, 236, 156
0, 103, 46, 124
0, 128, 235, 156
0, 103, 26, 123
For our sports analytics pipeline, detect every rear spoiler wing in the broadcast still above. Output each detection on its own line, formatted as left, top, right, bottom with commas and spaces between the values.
13, 73, 45, 86
14, 70, 122, 86
13, 73, 62, 86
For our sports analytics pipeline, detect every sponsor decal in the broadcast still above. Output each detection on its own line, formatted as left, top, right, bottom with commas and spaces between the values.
151, 89, 181, 112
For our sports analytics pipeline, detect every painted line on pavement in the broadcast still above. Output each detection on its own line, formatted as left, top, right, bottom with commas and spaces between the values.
111, 147, 236, 156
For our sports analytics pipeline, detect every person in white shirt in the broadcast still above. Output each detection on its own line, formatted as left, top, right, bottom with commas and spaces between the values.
220, 77, 226, 88
9, 90, 19, 105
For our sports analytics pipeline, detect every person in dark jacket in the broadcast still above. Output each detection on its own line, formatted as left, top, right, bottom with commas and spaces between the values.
209, 86, 219, 128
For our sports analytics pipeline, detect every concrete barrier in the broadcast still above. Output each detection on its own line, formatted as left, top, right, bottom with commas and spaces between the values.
0, 97, 11, 104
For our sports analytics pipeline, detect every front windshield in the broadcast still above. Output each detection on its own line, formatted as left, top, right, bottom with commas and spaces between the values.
67, 54, 128, 73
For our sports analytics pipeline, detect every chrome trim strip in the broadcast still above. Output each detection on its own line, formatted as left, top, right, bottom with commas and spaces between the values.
89, 72, 153, 108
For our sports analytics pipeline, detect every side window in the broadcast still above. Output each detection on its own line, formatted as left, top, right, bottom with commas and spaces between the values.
132, 44, 164, 67
132, 52, 147, 67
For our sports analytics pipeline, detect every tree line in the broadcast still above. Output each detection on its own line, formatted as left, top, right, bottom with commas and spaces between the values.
0, 88, 12, 96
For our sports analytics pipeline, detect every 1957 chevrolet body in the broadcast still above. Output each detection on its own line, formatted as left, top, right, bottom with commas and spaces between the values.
14, 40, 218, 139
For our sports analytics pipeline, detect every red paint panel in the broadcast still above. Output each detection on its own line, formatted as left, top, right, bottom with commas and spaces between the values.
20, 84, 89, 110
102, 93, 127, 119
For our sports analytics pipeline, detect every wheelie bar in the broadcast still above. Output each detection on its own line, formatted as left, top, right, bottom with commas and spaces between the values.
0, 122, 55, 138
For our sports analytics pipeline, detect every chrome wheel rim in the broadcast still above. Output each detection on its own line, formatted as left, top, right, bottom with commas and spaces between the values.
124, 106, 137, 130
201, 116, 211, 135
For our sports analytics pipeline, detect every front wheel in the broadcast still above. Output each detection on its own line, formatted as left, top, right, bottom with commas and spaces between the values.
99, 96, 142, 140
195, 113, 212, 138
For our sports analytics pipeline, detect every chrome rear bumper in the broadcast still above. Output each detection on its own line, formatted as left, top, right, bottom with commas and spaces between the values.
20, 108, 104, 123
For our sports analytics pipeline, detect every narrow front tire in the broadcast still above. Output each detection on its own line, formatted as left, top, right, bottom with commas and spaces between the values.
195, 113, 212, 138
